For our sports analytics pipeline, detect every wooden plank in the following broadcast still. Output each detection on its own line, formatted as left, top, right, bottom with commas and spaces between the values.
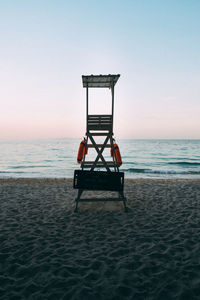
88, 126, 112, 128
77, 198, 125, 202
88, 118, 112, 121
88, 114, 112, 118
87, 132, 112, 136
88, 120, 112, 123
81, 164, 116, 168
87, 125, 112, 131
88, 115, 112, 120
83, 161, 116, 165
87, 144, 111, 148
88, 123, 112, 126
88, 120, 112, 124
81, 161, 120, 168
73, 170, 124, 191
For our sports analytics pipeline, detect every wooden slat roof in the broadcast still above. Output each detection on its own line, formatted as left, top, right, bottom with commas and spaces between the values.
82, 74, 120, 88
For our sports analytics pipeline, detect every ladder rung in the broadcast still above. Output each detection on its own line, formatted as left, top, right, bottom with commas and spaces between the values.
87, 144, 111, 148
77, 198, 124, 202
81, 161, 119, 168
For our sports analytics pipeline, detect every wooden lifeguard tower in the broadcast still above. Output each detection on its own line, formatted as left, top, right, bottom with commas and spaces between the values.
73, 74, 126, 211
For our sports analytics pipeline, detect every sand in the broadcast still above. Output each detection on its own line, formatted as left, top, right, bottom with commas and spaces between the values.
0, 178, 200, 299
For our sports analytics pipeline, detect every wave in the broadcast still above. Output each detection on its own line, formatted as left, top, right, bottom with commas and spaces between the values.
10, 165, 52, 169
168, 162, 200, 166
168, 157, 200, 161
122, 168, 200, 175
0, 171, 25, 174
122, 168, 149, 173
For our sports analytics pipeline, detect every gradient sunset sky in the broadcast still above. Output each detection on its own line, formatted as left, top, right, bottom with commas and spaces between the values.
0, 0, 199, 139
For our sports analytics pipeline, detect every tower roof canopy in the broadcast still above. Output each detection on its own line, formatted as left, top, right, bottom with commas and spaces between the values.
82, 74, 120, 88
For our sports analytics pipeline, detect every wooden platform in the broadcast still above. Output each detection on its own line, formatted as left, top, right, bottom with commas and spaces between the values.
74, 170, 124, 191
81, 161, 120, 168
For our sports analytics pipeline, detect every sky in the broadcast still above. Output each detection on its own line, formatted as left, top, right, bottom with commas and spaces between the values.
0, 0, 200, 139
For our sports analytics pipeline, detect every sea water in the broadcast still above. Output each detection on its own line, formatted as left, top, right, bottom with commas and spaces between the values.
0, 139, 200, 179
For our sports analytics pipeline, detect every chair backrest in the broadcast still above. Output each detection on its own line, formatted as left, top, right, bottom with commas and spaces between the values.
87, 114, 112, 131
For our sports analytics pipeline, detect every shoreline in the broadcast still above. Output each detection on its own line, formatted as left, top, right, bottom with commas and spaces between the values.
1, 177, 200, 185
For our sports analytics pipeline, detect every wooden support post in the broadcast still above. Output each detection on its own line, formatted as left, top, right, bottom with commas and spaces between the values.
74, 189, 83, 212
111, 82, 114, 133
86, 85, 88, 133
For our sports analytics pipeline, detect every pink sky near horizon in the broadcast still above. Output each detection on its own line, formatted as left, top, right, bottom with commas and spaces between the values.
0, 71, 200, 140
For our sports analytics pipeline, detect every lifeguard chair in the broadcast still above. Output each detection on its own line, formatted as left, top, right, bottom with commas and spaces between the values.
73, 74, 126, 211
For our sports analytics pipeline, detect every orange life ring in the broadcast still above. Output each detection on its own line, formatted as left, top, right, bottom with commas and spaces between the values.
111, 143, 122, 166
77, 140, 87, 163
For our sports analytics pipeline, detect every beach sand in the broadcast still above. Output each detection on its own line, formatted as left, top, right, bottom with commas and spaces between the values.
0, 178, 200, 299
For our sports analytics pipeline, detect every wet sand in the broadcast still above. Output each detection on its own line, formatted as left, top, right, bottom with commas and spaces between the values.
0, 178, 200, 299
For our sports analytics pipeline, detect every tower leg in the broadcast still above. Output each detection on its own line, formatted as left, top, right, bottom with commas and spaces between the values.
74, 189, 83, 212
119, 191, 127, 212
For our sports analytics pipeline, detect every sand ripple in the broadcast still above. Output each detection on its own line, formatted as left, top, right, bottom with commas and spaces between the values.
0, 178, 200, 299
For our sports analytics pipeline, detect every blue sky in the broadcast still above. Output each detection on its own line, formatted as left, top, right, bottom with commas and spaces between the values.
0, 0, 200, 139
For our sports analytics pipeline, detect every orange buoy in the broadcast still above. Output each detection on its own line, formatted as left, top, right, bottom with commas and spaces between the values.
77, 140, 87, 163
111, 145, 114, 157
111, 143, 122, 166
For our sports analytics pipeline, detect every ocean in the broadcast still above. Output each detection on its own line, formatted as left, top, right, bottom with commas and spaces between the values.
0, 139, 200, 179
